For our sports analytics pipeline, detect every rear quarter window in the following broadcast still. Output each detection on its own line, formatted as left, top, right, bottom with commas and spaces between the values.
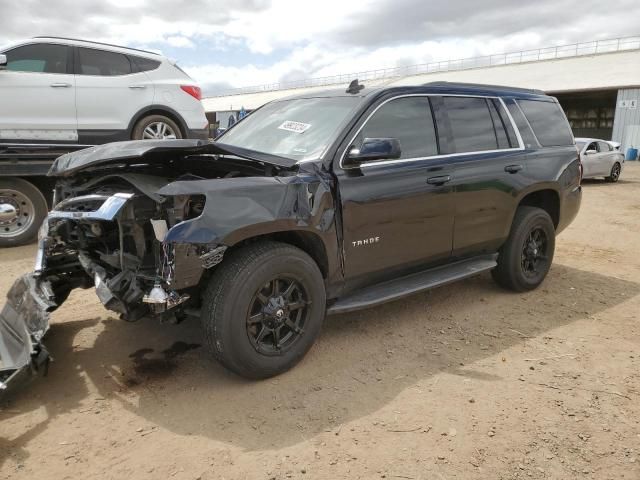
517, 99, 574, 147
130, 55, 161, 73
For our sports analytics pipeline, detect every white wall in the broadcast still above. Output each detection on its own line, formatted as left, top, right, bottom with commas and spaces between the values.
612, 88, 640, 151
202, 50, 640, 112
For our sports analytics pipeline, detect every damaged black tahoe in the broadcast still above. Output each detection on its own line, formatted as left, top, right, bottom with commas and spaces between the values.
0, 81, 582, 387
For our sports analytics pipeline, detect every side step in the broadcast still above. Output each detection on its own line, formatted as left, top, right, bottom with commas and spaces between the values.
327, 254, 498, 315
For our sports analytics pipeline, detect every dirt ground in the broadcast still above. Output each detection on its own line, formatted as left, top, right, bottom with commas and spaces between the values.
1, 164, 640, 480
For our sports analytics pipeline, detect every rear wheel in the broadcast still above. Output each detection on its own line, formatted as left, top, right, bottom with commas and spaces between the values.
492, 206, 555, 292
605, 162, 621, 183
132, 114, 182, 140
0, 178, 48, 247
201, 241, 326, 379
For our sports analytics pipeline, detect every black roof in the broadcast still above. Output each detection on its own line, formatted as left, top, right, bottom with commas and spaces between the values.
280, 81, 549, 103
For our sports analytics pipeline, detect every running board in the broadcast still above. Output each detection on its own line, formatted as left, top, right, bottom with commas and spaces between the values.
327, 254, 498, 315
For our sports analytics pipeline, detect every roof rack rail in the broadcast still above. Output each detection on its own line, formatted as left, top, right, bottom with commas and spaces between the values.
423, 81, 545, 95
32, 36, 161, 56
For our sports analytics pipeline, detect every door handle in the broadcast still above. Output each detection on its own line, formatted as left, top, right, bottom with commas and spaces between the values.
129, 85, 147, 89
50, 83, 71, 88
504, 164, 523, 174
427, 175, 452, 185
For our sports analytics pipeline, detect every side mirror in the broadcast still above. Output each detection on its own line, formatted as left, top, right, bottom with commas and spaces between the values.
0, 54, 7, 70
344, 137, 401, 166
585, 149, 597, 155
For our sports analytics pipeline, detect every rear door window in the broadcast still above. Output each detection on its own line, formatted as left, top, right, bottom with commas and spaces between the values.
438, 97, 499, 154
517, 99, 574, 147
5, 43, 69, 73
77, 47, 132, 76
597, 141, 611, 152
358, 96, 438, 159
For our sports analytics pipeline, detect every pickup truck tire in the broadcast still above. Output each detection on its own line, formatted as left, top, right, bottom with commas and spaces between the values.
0, 178, 48, 247
491, 206, 555, 292
201, 241, 326, 379
132, 114, 183, 140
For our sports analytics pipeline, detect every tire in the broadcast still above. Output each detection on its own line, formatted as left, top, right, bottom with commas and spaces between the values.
0, 178, 48, 247
132, 114, 183, 140
605, 162, 621, 183
492, 206, 555, 292
201, 241, 326, 379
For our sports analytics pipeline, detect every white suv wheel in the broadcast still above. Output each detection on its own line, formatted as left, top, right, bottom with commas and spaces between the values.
132, 114, 183, 140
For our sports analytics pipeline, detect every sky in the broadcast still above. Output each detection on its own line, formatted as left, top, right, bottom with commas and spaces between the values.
1, 0, 639, 96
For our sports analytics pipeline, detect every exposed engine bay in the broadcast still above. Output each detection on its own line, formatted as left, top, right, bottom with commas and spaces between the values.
0, 140, 336, 392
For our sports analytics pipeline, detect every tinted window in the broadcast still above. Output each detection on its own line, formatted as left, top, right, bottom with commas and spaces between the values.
517, 99, 574, 147
130, 55, 161, 73
440, 97, 498, 153
359, 97, 437, 159
5, 44, 68, 73
78, 47, 131, 76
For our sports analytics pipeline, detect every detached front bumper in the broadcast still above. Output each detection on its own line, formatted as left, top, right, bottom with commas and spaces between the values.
0, 192, 135, 393
0, 274, 57, 392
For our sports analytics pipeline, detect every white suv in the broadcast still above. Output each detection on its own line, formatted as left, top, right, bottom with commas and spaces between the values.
0, 37, 209, 143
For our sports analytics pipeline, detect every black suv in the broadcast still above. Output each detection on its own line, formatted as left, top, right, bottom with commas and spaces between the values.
0, 81, 581, 386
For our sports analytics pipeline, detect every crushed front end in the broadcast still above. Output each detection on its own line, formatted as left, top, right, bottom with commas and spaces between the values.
0, 140, 303, 392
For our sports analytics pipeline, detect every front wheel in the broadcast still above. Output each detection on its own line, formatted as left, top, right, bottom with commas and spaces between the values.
605, 162, 621, 183
201, 241, 326, 379
492, 206, 556, 292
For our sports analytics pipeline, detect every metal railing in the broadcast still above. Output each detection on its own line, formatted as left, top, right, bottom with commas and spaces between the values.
208, 35, 640, 98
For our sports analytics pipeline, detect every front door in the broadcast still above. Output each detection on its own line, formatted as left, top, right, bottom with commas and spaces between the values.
335, 96, 455, 289
0, 43, 77, 142
596, 141, 615, 176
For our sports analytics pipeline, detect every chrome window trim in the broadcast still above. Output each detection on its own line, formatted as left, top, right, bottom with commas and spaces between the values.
1, 41, 71, 76
337, 93, 525, 169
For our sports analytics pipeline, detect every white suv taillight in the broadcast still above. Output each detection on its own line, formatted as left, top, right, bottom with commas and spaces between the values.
180, 85, 202, 101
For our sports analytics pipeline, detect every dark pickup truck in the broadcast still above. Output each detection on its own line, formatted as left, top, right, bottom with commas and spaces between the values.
0, 81, 582, 389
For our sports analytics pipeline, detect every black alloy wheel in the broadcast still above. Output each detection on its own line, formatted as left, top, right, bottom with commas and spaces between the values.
247, 277, 310, 356
521, 227, 549, 280
492, 206, 556, 292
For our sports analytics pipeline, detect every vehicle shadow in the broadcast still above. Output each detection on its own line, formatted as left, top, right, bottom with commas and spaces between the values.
1, 263, 639, 462
581, 178, 637, 187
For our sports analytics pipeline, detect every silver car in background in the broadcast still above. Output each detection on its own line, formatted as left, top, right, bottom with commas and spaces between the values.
576, 137, 625, 182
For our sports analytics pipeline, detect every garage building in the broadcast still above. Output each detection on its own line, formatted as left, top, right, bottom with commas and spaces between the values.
203, 36, 640, 153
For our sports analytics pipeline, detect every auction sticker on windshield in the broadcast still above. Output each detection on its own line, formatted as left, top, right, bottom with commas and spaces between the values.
278, 121, 311, 134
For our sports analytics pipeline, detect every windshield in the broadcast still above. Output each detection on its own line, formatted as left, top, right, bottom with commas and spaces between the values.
218, 96, 361, 162
576, 141, 586, 150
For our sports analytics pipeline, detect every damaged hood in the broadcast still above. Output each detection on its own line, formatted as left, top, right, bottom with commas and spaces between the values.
49, 139, 299, 177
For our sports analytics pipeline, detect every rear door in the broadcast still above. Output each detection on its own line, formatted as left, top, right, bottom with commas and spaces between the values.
335, 95, 455, 288
433, 95, 526, 258
74, 47, 155, 141
0, 43, 77, 142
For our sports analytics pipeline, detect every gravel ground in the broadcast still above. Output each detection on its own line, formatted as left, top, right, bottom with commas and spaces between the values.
1, 164, 639, 480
